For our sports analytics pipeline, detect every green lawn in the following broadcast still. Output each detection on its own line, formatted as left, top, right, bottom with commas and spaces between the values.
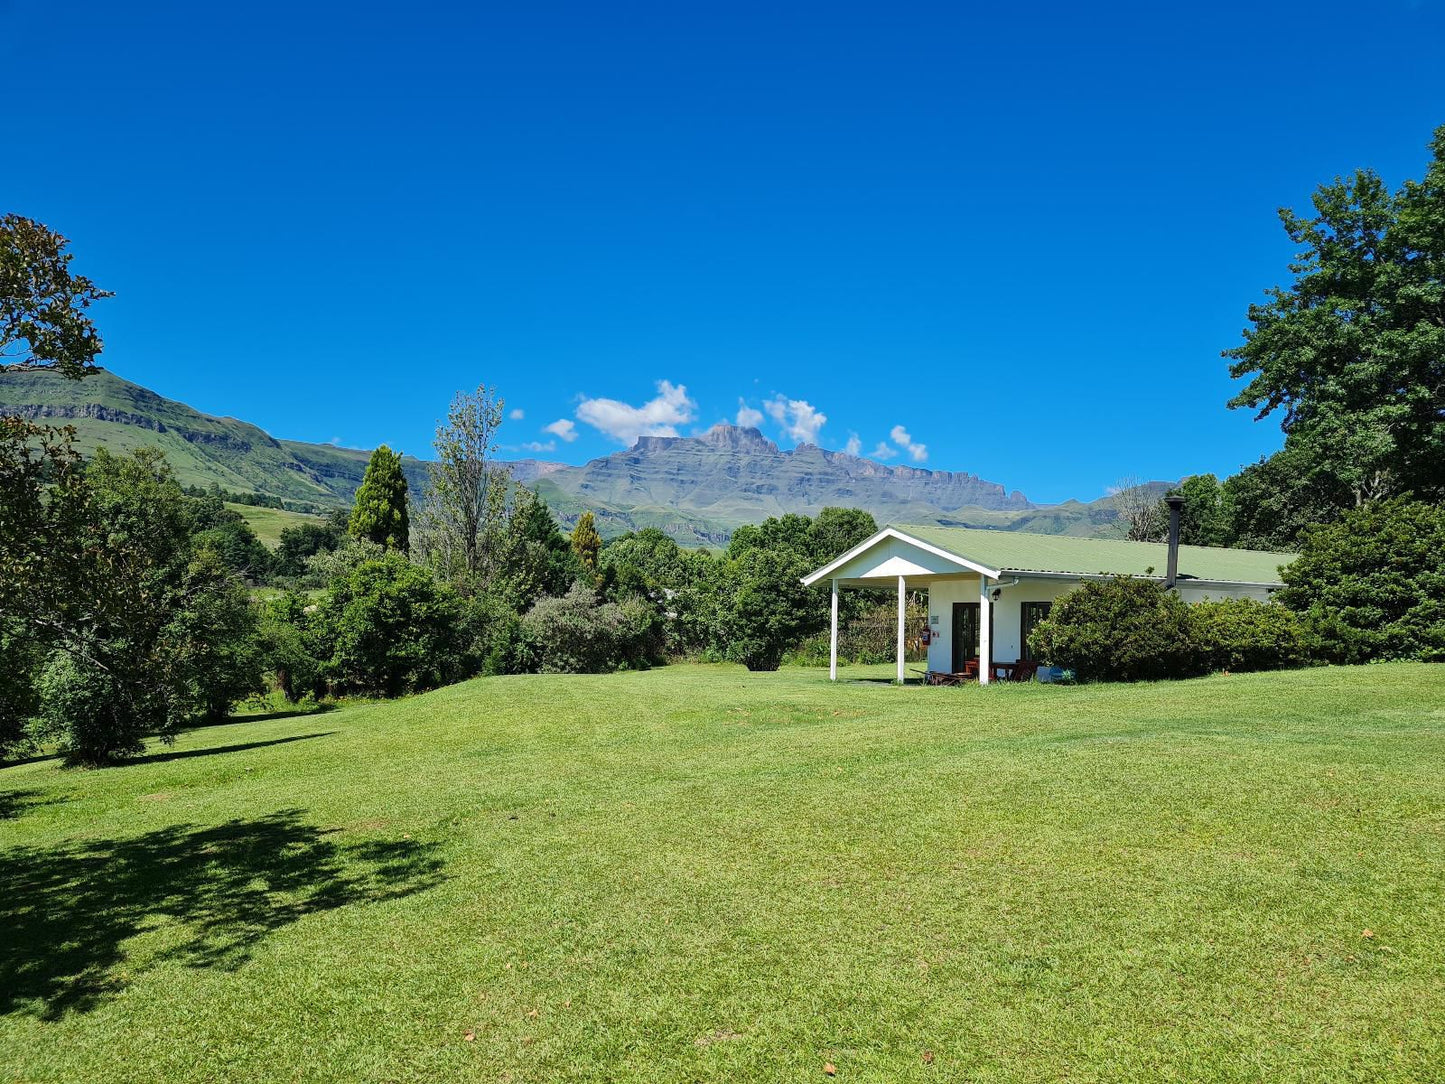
3, 664, 1443, 1082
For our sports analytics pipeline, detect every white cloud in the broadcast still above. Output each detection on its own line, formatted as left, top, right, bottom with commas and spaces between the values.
509, 408, 525, 421
764, 395, 828, 444
575, 380, 697, 444
543, 418, 578, 443
521, 440, 555, 453
844, 432, 862, 456
736, 400, 765, 428
889, 424, 928, 462
870, 442, 898, 460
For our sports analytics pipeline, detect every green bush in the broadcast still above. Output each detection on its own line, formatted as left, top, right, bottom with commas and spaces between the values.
1190, 598, 1311, 673
313, 553, 467, 696
519, 585, 664, 674
35, 650, 145, 764
1028, 577, 1207, 683
1278, 498, 1445, 664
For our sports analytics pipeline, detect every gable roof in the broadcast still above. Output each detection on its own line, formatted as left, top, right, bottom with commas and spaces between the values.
804, 523, 1295, 587
892, 524, 1295, 585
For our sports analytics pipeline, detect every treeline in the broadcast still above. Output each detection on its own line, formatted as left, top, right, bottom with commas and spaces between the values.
180, 483, 331, 516
0, 390, 881, 765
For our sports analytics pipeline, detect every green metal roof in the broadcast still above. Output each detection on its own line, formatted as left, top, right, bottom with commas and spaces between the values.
892, 523, 1295, 585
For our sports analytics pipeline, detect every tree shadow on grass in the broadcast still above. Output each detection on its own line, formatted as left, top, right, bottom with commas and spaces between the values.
0, 809, 444, 1019
136, 731, 337, 765
0, 788, 61, 821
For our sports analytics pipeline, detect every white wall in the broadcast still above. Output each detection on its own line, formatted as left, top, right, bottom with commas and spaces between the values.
923, 576, 1277, 672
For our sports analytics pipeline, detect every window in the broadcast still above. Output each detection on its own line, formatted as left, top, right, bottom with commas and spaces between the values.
1020, 602, 1052, 661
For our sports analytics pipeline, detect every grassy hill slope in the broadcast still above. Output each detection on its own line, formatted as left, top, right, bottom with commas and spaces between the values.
3, 663, 1441, 1082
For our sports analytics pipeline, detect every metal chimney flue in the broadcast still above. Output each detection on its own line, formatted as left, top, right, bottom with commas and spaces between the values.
1163, 495, 1185, 590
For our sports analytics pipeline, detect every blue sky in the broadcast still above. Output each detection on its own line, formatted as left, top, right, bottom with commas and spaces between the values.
4, 0, 1443, 503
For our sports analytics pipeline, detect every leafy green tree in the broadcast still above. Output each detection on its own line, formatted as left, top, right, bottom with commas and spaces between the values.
807, 506, 878, 565
418, 385, 505, 576
1221, 447, 1355, 551
1, 434, 263, 763
486, 484, 578, 608
274, 510, 348, 578
0, 215, 113, 379
259, 592, 325, 703
711, 547, 816, 671
349, 445, 410, 551
570, 510, 603, 583
1277, 498, 1445, 663
602, 527, 707, 600
1028, 577, 1207, 683
191, 497, 273, 582
1164, 474, 1230, 547
1226, 125, 1445, 507
312, 552, 466, 697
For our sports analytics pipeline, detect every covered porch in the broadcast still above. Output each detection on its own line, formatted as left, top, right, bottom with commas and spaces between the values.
803, 528, 1033, 686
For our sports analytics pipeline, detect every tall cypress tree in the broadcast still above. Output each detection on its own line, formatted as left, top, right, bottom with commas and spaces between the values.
349, 445, 410, 551
570, 510, 602, 584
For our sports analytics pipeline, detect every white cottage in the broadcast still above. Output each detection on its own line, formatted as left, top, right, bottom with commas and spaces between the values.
801, 511, 1295, 684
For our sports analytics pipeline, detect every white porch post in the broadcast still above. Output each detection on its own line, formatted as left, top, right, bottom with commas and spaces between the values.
896, 575, 907, 684
979, 576, 993, 686
829, 578, 839, 682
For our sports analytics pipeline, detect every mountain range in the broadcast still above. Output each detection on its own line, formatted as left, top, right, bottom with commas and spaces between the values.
0, 369, 1139, 544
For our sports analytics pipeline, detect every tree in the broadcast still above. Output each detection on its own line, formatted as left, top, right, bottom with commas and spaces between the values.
311, 552, 466, 697
349, 445, 410, 551
1221, 447, 1354, 551
487, 485, 578, 607
1167, 474, 1228, 547
601, 527, 707, 600
274, 510, 348, 578
1226, 125, 1445, 507
1277, 498, 1445, 663
1, 434, 263, 763
711, 547, 817, 671
1111, 476, 1167, 541
807, 506, 878, 565
570, 511, 602, 583
0, 215, 113, 379
420, 385, 504, 576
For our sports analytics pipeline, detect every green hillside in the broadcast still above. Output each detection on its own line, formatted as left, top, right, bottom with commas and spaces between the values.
3, 663, 1442, 1081
225, 502, 327, 547
0, 369, 426, 508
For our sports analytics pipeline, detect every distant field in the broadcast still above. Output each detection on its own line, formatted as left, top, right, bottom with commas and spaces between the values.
3, 664, 1443, 1082
226, 501, 326, 546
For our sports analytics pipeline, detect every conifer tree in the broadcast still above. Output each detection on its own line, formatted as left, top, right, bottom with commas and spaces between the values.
349, 445, 410, 551
570, 510, 602, 583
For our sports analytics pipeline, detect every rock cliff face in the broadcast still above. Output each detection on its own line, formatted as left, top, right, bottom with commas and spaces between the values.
1, 371, 1130, 543
528, 424, 1031, 526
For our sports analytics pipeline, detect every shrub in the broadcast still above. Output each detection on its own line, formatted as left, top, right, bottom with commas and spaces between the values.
313, 553, 467, 696
1278, 498, 1445, 663
35, 650, 145, 763
519, 584, 664, 674
1028, 576, 1207, 682
1190, 597, 1311, 673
